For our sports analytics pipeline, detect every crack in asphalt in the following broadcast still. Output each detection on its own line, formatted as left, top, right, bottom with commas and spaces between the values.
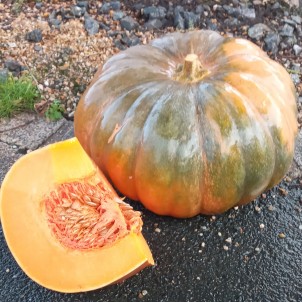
0, 119, 35, 133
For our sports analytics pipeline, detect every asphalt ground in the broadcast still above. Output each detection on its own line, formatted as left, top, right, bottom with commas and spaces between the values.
0, 115, 301, 302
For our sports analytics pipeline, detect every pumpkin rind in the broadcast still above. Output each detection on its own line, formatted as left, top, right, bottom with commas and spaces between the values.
74, 30, 298, 218
0, 138, 153, 293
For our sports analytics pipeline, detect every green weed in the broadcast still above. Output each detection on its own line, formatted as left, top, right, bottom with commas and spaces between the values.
0, 75, 40, 118
45, 100, 64, 121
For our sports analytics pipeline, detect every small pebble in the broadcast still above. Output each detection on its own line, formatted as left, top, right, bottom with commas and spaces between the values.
8, 41, 17, 48
68, 111, 75, 118
278, 188, 288, 196
6, 268, 10, 273
223, 245, 229, 251
299, 225, 302, 230
255, 206, 261, 212
259, 223, 265, 229
154, 228, 161, 233
199, 233, 203, 236
284, 176, 292, 182
213, 4, 219, 11
225, 237, 232, 243
196, 276, 200, 280
255, 247, 260, 252
261, 193, 267, 198
201, 242, 205, 247
278, 233, 286, 239
218, 232, 222, 237
142, 290, 148, 296
211, 215, 216, 220
234, 206, 239, 210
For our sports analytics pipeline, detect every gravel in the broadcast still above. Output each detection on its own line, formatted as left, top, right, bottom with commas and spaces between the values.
3, 60, 24, 76
248, 23, 272, 40
280, 23, 295, 36
294, 44, 302, 55
84, 13, 100, 35
120, 15, 140, 30
25, 29, 43, 42
0, 68, 8, 82
0, 0, 301, 122
264, 32, 281, 54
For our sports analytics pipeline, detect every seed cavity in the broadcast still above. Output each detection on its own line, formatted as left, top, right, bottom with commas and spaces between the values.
44, 181, 142, 250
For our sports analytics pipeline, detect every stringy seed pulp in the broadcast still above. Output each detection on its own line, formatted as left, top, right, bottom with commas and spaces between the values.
44, 181, 142, 250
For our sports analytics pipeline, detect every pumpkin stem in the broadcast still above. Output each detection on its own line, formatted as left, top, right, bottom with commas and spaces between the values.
174, 54, 208, 83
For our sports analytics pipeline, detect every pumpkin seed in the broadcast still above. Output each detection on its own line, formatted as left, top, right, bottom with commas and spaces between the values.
44, 181, 142, 250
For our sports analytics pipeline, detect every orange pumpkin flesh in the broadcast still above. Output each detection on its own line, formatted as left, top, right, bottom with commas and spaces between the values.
0, 138, 154, 293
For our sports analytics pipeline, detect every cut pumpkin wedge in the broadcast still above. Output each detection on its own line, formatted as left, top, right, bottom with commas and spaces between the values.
0, 138, 154, 293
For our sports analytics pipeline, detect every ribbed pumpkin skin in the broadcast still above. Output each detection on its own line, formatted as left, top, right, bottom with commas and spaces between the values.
74, 30, 298, 218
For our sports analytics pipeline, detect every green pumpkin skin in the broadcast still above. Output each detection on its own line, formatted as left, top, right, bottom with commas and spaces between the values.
74, 30, 298, 218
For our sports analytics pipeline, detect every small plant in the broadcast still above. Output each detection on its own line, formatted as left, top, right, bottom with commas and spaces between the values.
0, 75, 40, 118
12, 0, 43, 14
12, 0, 25, 14
45, 100, 64, 121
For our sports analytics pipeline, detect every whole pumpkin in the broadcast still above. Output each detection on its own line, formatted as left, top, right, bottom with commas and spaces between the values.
74, 30, 298, 218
